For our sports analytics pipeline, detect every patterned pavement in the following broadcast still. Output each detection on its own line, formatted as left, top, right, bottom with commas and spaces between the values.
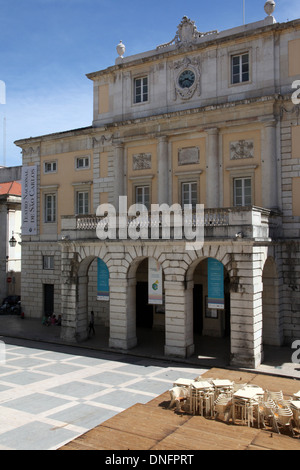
0, 338, 206, 450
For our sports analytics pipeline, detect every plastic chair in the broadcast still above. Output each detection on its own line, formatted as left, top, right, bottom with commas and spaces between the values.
267, 390, 284, 403
273, 407, 294, 436
214, 394, 232, 422
290, 402, 300, 431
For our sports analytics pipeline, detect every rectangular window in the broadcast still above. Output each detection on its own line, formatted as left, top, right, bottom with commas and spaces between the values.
231, 53, 249, 84
135, 185, 150, 209
182, 182, 197, 209
77, 191, 89, 215
134, 77, 148, 104
44, 161, 57, 173
44, 194, 56, 223
234, 178, 252, 206
76, 156, 90, 169
43, 255, 54, 270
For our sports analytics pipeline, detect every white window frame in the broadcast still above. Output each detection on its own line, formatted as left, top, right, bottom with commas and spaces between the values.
233, 177, 252, 207
76, 190, 89, 215
135, 185, 150, 210
44, 193, 56, 223
76, 156, 90, 170
181, 181, 198, 209
134, 76, 148, 104
43, 255, 54, 270
44, 161, 57, 174
231, 52, 250, 85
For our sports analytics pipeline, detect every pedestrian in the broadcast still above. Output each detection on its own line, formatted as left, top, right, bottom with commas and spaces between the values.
88, 310, 95, 336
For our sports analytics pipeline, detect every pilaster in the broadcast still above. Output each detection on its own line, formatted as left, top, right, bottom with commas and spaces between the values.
206, 128, 219, 208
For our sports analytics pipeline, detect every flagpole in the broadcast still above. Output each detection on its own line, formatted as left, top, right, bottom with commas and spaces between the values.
243, 0, 245, 25
3, 117, 6, 167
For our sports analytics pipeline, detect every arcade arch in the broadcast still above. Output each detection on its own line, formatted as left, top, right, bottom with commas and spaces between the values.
262, 256, 282, 347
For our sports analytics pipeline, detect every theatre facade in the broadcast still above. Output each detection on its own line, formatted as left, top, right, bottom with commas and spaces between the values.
15, 5, 300, 368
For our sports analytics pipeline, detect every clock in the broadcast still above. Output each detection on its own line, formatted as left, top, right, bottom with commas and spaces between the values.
178, 69, 195, 89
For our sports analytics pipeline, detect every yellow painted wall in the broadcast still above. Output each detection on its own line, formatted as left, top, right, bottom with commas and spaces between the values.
127, 143, 157, 207
40, 150, 93, 233
289, 39, 300, 76
100, 152, 109, 178
292, 177, 300, 216
171, 136, 206, 205
222, 129, 262, 207
98, 84, 110, 114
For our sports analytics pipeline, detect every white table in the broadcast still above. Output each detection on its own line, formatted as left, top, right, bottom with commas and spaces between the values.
191, 381, 212, 390
293, 391, 300, 400
233, 388, 263, 399
212, 379, 234, 388
290, 400, 300, 410
190, 381, 214, 416
173, 378, 194, 387
232, 388, 263, 427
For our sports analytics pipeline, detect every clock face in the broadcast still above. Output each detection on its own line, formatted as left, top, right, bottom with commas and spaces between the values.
178, 69, 195, 89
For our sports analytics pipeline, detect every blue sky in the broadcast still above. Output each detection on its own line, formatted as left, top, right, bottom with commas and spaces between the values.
0, 0, 300, 167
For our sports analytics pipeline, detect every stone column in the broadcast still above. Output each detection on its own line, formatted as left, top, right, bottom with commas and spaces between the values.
206, 128, 219, 208
164, 280, 194, 358
60, 248, 79, 343
157, 136, 169, 205
230, 249, 264, 368
113, 142, 125, 209
109, 277, 137, 350
262, 120, 278, 209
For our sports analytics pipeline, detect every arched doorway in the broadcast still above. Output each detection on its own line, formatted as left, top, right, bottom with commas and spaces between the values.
187, 257, 231, 363
76, 255, 110, 344
193, 258, 230, 339
127, 256, 165, 353
262, 256, 282, 346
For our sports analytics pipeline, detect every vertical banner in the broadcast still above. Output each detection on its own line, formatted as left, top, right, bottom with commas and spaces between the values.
97, 258, 109, 301
21, 165, 37, 235
148, 257, 163, 305
207, 258, 224, 310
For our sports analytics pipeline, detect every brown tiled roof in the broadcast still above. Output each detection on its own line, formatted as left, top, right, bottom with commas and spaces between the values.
0, 181, 22, 196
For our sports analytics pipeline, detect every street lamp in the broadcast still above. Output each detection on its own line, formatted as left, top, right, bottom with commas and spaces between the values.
9, 233, 17, 247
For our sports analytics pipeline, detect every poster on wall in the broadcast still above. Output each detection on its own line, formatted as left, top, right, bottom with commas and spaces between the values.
21, 165, 37, 235
97, 258, 109, 301
207, 258, 224, 310
148, 258, 163, 305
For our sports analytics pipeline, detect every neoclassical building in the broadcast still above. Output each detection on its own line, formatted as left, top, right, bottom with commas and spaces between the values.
15, 3, 300, 368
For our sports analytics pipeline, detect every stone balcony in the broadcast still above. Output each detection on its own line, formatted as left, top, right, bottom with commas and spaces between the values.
61, 206, 282, 243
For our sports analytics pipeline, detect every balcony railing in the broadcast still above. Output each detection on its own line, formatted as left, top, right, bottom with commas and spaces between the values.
61, 206, 282, 242
75, 208, 230, 231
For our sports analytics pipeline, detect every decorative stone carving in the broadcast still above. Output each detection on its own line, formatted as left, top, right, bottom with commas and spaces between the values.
22, 146, 40, 158
116, 40, 125, 58
176, 16, 198, 47
172, 56, 201, 101
230, 140, 254, 160
264, 1, 276, 17
93, 135, 113, 148
178, 147, 200, 166
156, 16, 217, 51
133, 153, 152, 170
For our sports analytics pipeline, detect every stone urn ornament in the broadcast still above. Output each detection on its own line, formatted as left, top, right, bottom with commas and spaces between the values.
264, 0, 276, 16
116, 40, 126, 59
